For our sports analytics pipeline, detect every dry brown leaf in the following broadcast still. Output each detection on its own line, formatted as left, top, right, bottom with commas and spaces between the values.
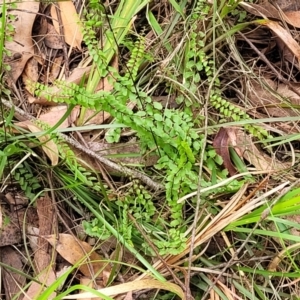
283, 10, 300, 27
241, 2, 300, 28
39, 105, 71, 128
45, 22, 63, 49
272, 0, 298, 11
5, 1, 39, 85
36, 196, 56, 259
36, 17, 48, 46
48, 56, 64, 82
27, 225, 39, 252
233, 129, 287, 171
23, 57, 39, 81
44, 234, 111, 285
23, 196, 57, 300
27, 124, 59, 166
123, 291, 133, 300
39, 105, 79, 128
51, 1, 83, 49
213, 128, 237, 176
15, 106, 79, 129
66, 66, 92, 84
262, 20, 300, 65
249, 78, 300, 117
1, 246, 26, 300
22, 57, 39, 95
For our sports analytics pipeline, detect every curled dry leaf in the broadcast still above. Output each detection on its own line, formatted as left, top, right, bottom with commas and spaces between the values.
4, 1, 39, 85
22, 57, 39, 95
51, 1, 83, 49
214, 127, 288, 173
233, 129, 288, 171
44, 234, 111, 286
44, 23, 64, 50
213, 127, 237, 176
48, 56, 64, 82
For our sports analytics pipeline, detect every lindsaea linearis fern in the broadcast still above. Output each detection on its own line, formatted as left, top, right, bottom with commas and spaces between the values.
32, 1, 253, 254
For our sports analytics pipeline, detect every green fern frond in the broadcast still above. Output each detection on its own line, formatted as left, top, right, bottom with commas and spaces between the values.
12, 161, 41, 201
125, 36, 146, 81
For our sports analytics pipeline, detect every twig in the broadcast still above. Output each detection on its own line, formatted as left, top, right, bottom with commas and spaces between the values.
1, 99, 164, 191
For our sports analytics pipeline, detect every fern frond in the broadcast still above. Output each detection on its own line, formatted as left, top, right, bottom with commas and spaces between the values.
13, 161, 41, 201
